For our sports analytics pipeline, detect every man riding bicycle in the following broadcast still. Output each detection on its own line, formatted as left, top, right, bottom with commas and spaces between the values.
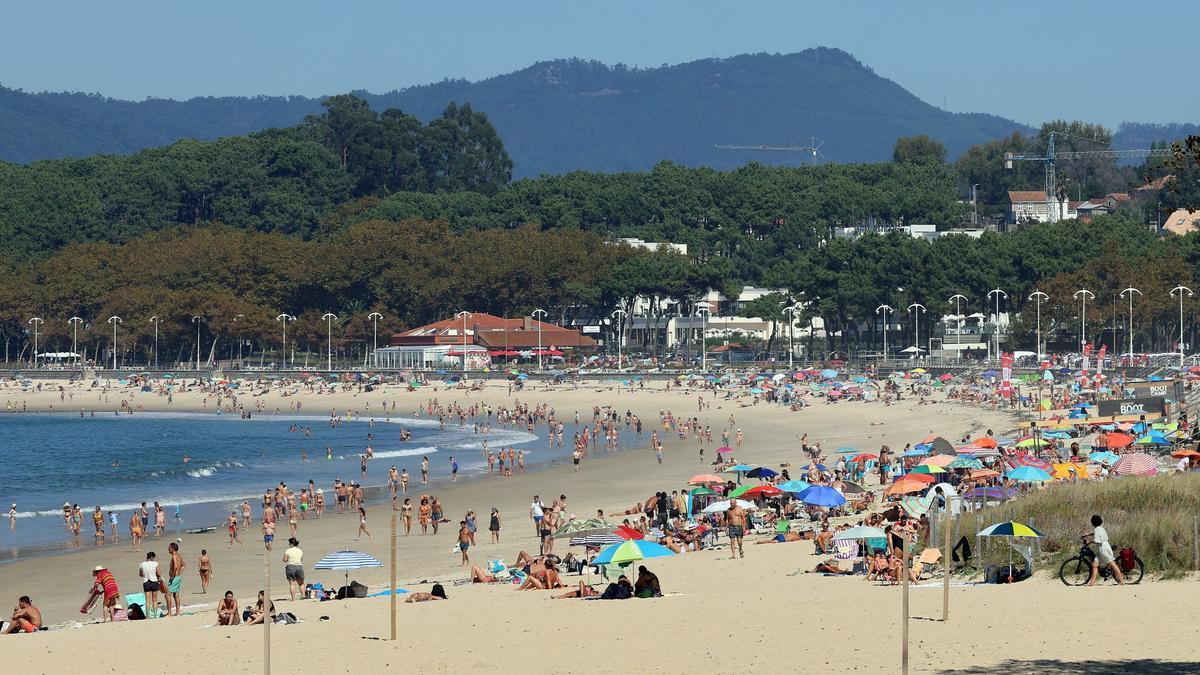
1086, 514, 1124, 586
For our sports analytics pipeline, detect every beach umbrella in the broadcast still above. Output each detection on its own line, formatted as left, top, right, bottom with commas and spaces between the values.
850, 453, 878, 463
715, 446, 735, 454
977, 522, 1044, 538
919, 454, 956, 468
1135, 432, 1169, 446
701, 499, 756, 514
799, 463, 828, 472
592, 540, 676, 566
776, 480, 811, 493
898, 496, 934, 517
938, 373, 954, 382
962, 486, 1014, 501
687, 473, 725, 485
1010, 455, 1053, 472
723, 464, 756, 473
1171, 448, 1200, 459
1086, 451, 1119, 465
820, 369, 838, 379
834, 526, 886, 541
836, 447, 860, 454
796, 485, 847, 507
904, 472, 937, 484
1015, 437, 1052, 448
688, 486, 718, 496
948, 457, 983, 470
313, 550, 383, 587
969, 468, 1000, 480
840, 481, 867, 494
553, 518, 614, 539
902, 447, 930, 457
569, 534, 624, 547
741, 485, 784, 499
970, 437, 998, 449
885, 478, 928, 495
1113, 453, 1158, 476
911, 368, 927, 374
1006, 466, 1052, 482
910, 464, 946, 475
614, 524, 644, 540
745, 467, 779, 479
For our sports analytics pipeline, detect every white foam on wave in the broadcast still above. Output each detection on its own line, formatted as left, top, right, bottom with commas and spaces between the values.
356, 446, 437, 460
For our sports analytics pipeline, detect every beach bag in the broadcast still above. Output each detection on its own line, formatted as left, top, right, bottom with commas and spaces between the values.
1118, 547, 1136, 573
127, 603, 146, 621
350, 581, 368, 598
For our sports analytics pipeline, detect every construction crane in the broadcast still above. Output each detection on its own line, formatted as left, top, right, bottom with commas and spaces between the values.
1004, 131, 1172, 222
715, 137, 824, 157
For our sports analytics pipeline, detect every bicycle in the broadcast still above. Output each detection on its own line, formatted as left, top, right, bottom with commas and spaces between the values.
1059, 536, 1143, 585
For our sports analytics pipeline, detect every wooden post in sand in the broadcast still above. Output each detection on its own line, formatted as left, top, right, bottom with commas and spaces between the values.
390, 511, 398, 641
901, 540, 910, 675
264, 546, 271, 674
1193, 515, 1199, 571
943, 505, 952, 622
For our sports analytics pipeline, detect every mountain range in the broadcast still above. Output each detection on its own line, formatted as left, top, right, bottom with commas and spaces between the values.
0, 48, 1193, 177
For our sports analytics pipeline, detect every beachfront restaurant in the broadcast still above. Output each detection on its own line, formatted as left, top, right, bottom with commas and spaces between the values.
373, 313, 595, 370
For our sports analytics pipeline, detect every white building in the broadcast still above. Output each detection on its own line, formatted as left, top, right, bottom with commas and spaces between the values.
1008, 191, 1077, 227
617, 237, 687, 255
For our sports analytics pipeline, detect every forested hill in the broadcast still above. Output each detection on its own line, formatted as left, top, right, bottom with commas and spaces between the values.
0, 49, 1034, 175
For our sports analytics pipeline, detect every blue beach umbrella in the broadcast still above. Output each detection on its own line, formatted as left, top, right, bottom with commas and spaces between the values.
776, 480, 811, 493
796, 485, 847, 507
1006, 466, 1052, 482
745, 467, 778, 479
820, 369, 839, 379
799, 463, 827, 472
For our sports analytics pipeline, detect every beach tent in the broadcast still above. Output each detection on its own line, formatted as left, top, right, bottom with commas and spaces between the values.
927, 437, 957, 456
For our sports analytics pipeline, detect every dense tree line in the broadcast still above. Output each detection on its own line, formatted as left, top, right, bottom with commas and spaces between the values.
0, 96, 510, 261
4, 212, 1200, 364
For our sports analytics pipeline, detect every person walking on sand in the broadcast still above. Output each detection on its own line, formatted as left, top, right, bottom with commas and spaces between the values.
400, 469, 409, 496
421, 456, 429, 484
401, 498, 413, 535
166, 541, 185, 616
418, 497, 431, 534
530, 495, 544, 537
458, 521, 471, 566
356, 507, 372, 539
283, 537, 304, 601
228, 512, 243, 548
198, 549, 212, 594
726, 500, 748, 560
129, 512, 143, 552
138, 552, 161, 618
489, 507, 501, 543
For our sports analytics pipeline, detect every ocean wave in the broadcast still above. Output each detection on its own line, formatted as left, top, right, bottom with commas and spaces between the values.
335, 446, 436, 461
10, 492, 257, 518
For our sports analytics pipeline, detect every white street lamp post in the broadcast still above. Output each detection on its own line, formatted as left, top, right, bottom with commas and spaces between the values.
949, 294, 967, 360
907, 303, 926, 360
368, 312, 383, 367
233, 314, 244, 366
1027, 291, 1048, 361
69, 316, 83, 369
1073, 289, 1095, 354
148, 316, 160, 370
875, 304, 893, 363
1119, 287, 1141, 362
454, 311, 472, 377
275, 314, 295, 370
192, 316, 204, 371
322, 313, 338, 371
28, 317, 43, 369
108, 316, 122, 370
611, 309, 628, 372
782, 304, 800, 370
694, 304, 711, 371
532, 308, 547, 369
987, 288, 1008, 363
1171, 285, 1193, 368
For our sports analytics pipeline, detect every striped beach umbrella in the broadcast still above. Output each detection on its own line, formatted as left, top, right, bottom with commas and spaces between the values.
977, 521, 1044, 538
1113, 452, 1158, 476
569, 534, 624, 547
313, 550, 383, 587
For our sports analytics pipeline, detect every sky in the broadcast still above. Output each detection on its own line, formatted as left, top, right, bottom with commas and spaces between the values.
1, 0, 1194, 128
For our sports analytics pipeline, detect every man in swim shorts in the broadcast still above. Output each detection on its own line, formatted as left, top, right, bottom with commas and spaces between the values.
1, 596, 40, 634
726, 501, 748, 560
166, 542, 185, 616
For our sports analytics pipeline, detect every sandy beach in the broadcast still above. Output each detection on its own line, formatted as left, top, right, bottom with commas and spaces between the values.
2, 377, 1196, 673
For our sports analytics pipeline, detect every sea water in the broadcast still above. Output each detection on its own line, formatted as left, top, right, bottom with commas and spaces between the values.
0, 411, 546, 560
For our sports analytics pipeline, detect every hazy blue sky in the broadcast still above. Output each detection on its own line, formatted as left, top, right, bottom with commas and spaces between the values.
3, 0, 1193, 127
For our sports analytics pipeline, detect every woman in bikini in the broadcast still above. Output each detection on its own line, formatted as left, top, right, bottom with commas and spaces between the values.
198, 549, 213, 593
356, 507, 371, 540
401, 499, 413, 535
